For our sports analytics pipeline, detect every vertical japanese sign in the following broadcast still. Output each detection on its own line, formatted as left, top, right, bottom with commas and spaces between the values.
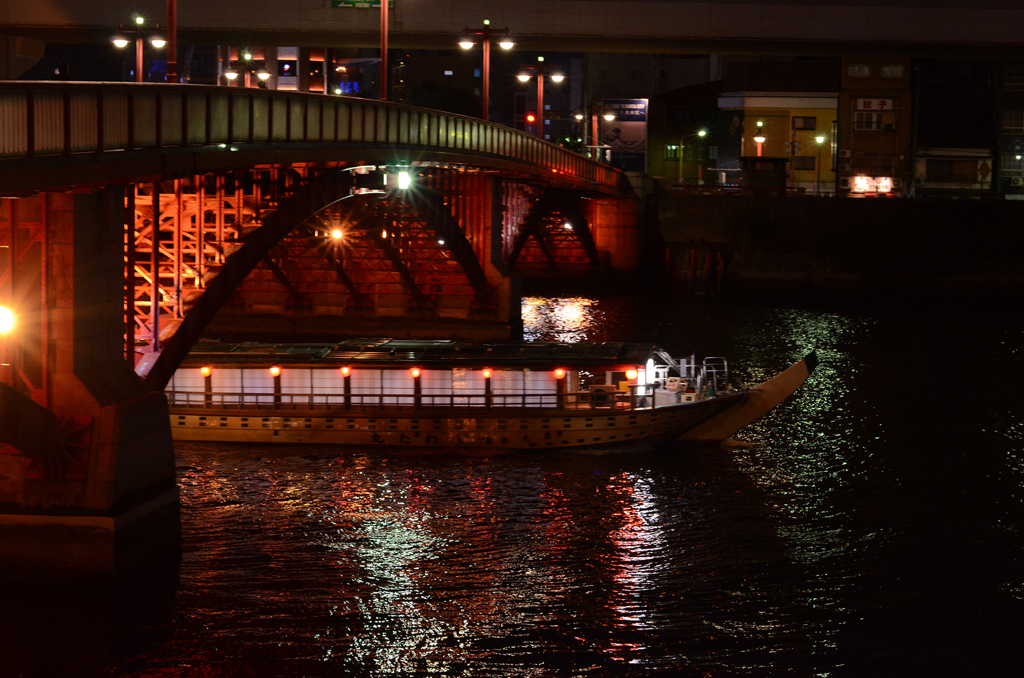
599, 99, 648, 173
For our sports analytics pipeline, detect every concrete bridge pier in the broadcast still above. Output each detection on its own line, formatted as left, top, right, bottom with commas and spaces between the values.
0, 189, 178, 582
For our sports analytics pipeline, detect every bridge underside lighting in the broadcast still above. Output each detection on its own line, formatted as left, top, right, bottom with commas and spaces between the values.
331, 228, 344, 240
0, 306, 14, 333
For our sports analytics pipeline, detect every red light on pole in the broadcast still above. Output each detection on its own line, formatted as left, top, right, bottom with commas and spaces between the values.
410, 367, 421, 378
340, 366, 351, 376
482, 368, 493, 379
270, 366, 281, 377
626, 368, 638, 380
200, 365, 212, 377
554, 368, 566, 380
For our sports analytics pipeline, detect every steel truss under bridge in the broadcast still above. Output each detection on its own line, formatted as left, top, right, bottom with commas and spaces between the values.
128, 166, 499, 390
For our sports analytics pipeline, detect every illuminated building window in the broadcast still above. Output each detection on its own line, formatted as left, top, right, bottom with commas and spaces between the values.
663, 144, 680, 160
1001, 154, 1024, 177
847, 63, 871, 78
854, 111, 896, 132
881, 64, 905, 78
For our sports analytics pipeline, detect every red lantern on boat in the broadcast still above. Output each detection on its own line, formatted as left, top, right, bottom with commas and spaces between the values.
340, 366, 351, 376
554, 368, 566, 379
626, 368, 638, 380
270, 366, 281, 377
200, 365, 212, 377
410, 367, 421, 378
482, 368, 493, 379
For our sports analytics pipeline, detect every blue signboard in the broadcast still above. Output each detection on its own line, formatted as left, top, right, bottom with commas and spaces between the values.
598, 99, 648, 173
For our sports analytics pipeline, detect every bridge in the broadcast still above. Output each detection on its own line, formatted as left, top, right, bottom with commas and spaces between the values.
0, 81, 637, 580
3, 1, 1022, 58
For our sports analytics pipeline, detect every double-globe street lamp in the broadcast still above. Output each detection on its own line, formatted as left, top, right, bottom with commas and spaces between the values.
459, 21, 514, 122
113, 16, 165, 83
224, 50, 271, 87
517, 58, 564, 138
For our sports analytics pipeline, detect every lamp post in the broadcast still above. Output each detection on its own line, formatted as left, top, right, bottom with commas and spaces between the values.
585, 106, 615, 161
380, 0, 388, 100
754, 134, 765, 157
223, 50, 271, 87
696, 129, 707, 184
517, 58, 564, 138
113, 17, 165, 82
166, 0, 177, 82
459, 21, 514, 122
815, 134, 827, 196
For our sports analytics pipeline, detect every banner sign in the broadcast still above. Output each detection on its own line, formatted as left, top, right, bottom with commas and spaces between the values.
598, 99, 648, 173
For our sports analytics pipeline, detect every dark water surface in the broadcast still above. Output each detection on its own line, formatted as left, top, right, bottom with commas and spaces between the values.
3, 293, 1023, 677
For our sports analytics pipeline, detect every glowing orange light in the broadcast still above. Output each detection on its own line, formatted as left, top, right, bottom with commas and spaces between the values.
554, 368, 566, 379
340, 366, 351, 376
410, 367, 421, 378
526, 113, 536, 123
331, 228, 343, 240
200, 366, 212, 377
270, 366, 281, 377
626, 369, 638, 380
482, 368, 493, 379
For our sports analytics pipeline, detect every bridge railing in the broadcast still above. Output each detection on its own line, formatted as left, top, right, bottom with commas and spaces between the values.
0, 82, 626, 192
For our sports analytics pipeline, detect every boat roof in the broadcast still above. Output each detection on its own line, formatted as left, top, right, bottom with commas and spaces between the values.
182, 339, 658, 369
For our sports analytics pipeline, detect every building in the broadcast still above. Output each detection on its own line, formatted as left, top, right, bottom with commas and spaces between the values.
836, 57, 913, 197
717, 60, 840, 195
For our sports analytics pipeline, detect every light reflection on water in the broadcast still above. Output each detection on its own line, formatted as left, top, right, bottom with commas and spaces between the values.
4, 295, 1022, 677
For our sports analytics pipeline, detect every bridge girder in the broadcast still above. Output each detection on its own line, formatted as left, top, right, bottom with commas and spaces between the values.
505, 188, 602, 272
131, 167, 501, 390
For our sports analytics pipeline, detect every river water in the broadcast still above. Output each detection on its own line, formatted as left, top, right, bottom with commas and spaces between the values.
3, 292, 1023, 677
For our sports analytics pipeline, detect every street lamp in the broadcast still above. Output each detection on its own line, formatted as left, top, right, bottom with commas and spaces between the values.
754, 134, 766, 157
112, 16, 165, 82
584, 106, 615, 161
459, 20, 514, 122
815, 134, 827, 196
517, 58, 564, 138
223, 50, 271, 87
380, 0, 389, 100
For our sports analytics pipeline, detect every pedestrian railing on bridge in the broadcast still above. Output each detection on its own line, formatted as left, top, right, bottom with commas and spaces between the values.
0, 82, 626, 195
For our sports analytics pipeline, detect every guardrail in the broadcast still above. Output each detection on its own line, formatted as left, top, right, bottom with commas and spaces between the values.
165, 386, 659, 411
0, 81, 625, 193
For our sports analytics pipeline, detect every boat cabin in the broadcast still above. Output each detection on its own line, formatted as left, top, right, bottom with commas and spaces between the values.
166, 339, 728, 412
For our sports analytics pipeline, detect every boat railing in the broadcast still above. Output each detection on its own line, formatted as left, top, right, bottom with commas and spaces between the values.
165, 385, 665, 412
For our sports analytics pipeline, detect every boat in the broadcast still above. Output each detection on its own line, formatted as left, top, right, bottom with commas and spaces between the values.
164, 339, 817, 452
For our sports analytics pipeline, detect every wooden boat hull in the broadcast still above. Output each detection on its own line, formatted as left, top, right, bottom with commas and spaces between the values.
168, 353, 816, 452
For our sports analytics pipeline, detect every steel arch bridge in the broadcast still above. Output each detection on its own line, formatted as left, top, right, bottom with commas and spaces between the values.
0, 82, 638, 396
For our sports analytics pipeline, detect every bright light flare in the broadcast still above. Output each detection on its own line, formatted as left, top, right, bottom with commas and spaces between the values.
200, 365, 212, 377
482, 368, 493, 379
270, 366, 281, 377
626, 369, 638, 380
554, 368, 566, 379
410, 367, 421, 378
331, 228, 344, 240
0, 307, 14, 333
341, 366, 351, 376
